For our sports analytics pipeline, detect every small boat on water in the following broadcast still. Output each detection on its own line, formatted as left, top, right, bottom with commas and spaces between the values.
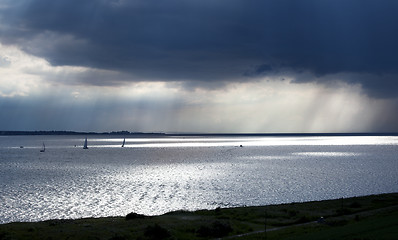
83, 137, 88, 149
40, 142, 45, 152
122, 138, 125, 147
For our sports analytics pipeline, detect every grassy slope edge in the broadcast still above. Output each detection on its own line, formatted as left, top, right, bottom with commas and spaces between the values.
1, 193, 397, 240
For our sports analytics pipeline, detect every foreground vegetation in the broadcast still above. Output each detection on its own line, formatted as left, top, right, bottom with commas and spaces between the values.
1, 193, 397, 240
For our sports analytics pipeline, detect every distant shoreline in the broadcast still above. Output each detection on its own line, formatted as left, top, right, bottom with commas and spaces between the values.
1, 130, 398, 136
0, 131, 166, 136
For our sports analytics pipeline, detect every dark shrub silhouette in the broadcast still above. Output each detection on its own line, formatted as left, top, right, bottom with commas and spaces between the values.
125, 212, 146, 220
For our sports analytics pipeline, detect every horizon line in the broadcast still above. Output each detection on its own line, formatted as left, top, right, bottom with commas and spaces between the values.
1, 130, 398, 136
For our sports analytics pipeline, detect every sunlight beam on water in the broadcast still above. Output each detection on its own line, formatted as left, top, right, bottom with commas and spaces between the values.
293, 152, 361, 157
84, 136, 398, 148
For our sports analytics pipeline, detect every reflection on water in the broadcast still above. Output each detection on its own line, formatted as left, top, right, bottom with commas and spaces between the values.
85, 136, 398, 148
293, 152, 360, 157
0, 135, 397, 223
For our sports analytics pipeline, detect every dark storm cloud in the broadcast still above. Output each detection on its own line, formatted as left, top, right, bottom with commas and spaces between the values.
243, 64, 274, 77
1, 0, 398, 97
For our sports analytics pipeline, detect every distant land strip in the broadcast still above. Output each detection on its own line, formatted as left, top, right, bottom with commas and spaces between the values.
0, 131, 397, 136
0, 130, 165, 136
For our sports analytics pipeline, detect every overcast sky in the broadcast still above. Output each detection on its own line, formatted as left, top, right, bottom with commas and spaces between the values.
0, 0, 397, 133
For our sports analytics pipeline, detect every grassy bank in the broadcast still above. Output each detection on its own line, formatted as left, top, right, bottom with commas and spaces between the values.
1, 193, 397, 240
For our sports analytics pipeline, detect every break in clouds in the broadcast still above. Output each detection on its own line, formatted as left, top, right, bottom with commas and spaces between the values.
0, 0, 398, 132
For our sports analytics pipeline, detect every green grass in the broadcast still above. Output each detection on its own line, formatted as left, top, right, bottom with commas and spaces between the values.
1, 193, 397, 240
264, 208, 398, 240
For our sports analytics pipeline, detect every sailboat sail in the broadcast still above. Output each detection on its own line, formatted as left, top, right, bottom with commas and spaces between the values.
122, 138, 125, 147
40, 142, 45, 152
83, 137, 88, 149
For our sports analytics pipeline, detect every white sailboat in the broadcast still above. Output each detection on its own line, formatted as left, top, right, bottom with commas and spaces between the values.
40, 142, 45, 152
122, 138, 125, 147
83, 137, 88, 149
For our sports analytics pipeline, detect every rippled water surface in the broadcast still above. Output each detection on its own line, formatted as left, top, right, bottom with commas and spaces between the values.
1, 135, 397, 223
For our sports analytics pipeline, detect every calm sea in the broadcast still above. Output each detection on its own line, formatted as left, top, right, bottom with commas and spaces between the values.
0, 135, 397, 223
